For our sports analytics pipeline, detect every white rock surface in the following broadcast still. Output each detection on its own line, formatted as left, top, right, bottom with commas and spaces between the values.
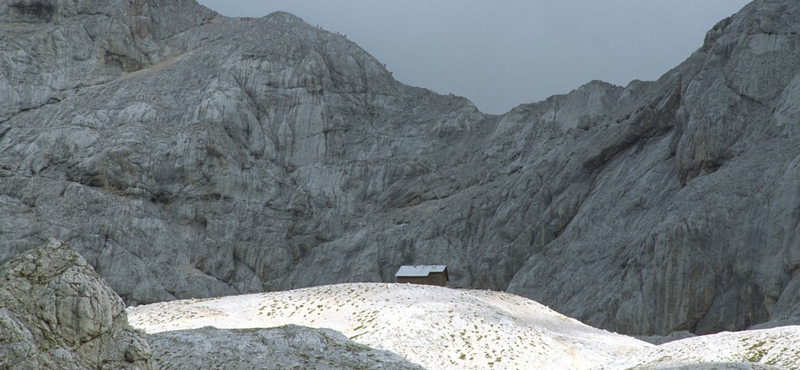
128, 283, 649, 370
129, 282, 800, 370
594, 326, 800, 370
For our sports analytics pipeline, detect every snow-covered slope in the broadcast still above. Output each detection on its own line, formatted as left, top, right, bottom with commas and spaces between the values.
128, 283, 648, 370
594, 326, 800, 370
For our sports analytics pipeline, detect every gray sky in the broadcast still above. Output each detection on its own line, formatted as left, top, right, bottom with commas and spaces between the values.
195, 0, 752, 114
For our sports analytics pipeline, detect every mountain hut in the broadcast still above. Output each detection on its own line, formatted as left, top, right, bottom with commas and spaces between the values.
395, 265, 448, 286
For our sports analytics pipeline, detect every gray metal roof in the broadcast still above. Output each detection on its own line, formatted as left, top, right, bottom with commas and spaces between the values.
395, 265, 447, 277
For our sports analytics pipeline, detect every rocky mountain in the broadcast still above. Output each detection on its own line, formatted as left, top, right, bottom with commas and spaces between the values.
0, 240, 152, 370
506, 0, 800, 335
2, 0, 800, 337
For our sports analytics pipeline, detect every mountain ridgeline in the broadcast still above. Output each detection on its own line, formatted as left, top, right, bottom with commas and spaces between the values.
2, 0, 800, 336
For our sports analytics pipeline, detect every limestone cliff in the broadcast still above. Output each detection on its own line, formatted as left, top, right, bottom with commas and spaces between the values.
2, 0, 800, 336
506, 0, 800, 335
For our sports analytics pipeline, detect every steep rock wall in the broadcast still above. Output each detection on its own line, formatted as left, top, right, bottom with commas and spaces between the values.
508, 0, 800, 335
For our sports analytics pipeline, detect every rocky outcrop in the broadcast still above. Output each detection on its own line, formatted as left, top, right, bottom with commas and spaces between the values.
149, 325, 427, 370
3, 0, 800, 337
0, 239, 152, 370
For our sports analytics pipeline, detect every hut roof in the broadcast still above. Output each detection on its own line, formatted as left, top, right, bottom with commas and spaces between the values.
395, 265, 448, 278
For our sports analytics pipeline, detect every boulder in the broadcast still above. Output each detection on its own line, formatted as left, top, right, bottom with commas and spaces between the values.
0, 239, 152, 370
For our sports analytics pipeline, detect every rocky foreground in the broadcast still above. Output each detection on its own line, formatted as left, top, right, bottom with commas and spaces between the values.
148, 326, 426, 370
0, 240, 152, 370
0, 241, 425, 370
3, 242, 799, 370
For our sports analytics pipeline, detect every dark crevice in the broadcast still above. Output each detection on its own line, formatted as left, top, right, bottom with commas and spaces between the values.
1, 96, 65, 124
0, 126, 11, 141
726, 83, 764, 106
149, 192, 171, 205
103, 51, 144, 73
65, 172, 104, 189
81, 177, 104, 189
9, 1, 56, 22
583, 85, 682, 171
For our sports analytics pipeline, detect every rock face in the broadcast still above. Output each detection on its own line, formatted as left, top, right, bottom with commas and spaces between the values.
149, 325, 427, 370
0, 0, 217, 121
0, 239, 152, 370
506, 0, 800, 335
3, 0, 800, 336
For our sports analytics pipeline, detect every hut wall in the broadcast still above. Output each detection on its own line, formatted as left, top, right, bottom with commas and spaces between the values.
397, 274, 447, 287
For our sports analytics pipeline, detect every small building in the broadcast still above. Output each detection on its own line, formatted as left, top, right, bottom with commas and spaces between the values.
395, 265, 448, 287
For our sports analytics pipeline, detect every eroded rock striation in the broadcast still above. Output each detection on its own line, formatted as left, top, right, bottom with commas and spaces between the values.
2, 0, 800, 336
0, 239, 152, 370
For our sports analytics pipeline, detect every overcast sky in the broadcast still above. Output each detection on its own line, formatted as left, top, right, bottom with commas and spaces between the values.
195, 1, 751, 114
